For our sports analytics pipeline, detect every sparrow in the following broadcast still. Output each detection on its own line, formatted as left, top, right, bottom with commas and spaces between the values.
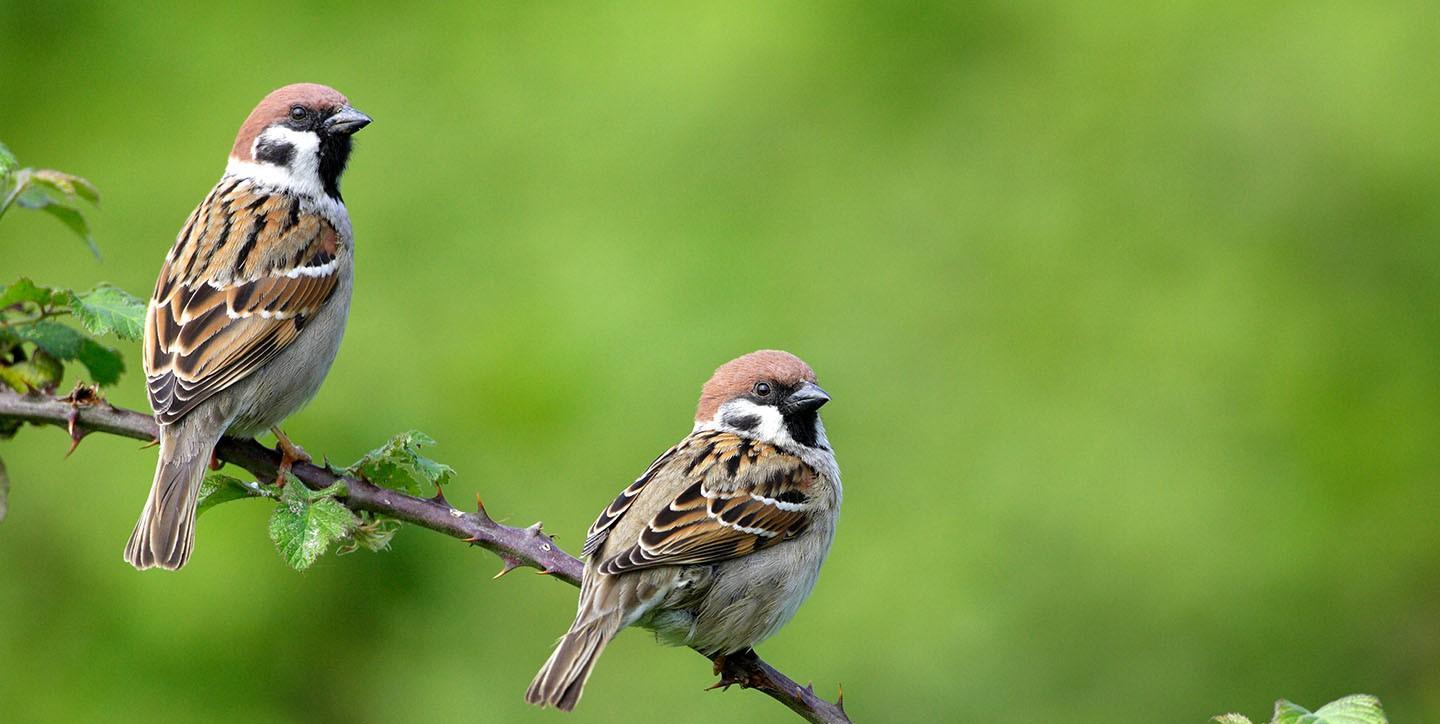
526, 349, 842, 711
123, 83, 371, 570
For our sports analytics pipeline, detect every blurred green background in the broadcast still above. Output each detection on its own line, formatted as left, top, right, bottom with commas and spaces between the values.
3, 2, 1438, 722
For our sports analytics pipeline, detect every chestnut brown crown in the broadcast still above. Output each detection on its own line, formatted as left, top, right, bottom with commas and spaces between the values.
695, 350, 819, 422
230, 83, 351, 160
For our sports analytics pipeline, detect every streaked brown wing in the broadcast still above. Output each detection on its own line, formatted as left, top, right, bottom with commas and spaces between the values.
144, 181, 342, 424
582, 442, 683, 558
596, 432, 818, 575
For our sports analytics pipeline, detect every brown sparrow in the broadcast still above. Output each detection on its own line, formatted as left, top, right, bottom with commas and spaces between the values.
527, 350, 842, 710
123, 83, 371, 570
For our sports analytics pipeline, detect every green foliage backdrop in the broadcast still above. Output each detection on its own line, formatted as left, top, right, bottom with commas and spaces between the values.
2, 3, 1438, 722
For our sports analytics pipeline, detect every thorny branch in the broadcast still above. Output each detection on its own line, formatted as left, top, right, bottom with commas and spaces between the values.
0, 387, 851, 724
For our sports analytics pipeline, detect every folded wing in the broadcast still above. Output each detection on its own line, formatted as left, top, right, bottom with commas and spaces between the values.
144, 184, 342, 424
594, 432, 818, 575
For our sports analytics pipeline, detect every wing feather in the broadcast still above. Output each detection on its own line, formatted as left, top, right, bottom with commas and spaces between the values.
595, 431, 818, 575
144, 182, 343, 425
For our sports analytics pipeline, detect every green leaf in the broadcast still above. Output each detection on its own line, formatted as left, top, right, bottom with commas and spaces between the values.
346, 430, 454, 496
1311, 695, 1386, 724
75, 338, 123, 386
268, 477, 357, 571
0, 142, 17, 176
0, 278, 64, 310
12, 320, 84, 360
197, 473, 273, 516
0, 350, 64, 392
1271, 696, 1386, 724
7, 319, 125, 386
1212, 715, 1253, 724
30, 169, 99, 206
69, 286, 145, 341
0, 454, 9, 523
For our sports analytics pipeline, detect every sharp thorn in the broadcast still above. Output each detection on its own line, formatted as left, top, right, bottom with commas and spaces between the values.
492, 556, 523, 579
474, 492, 489, 516
526, 521, 544, 534
534, 568, 554, 576
64, 431, 85, 458
430, 485, 449, 506
836, 683, 846, 710
63, 410, 87, 457
461, 535, 481, 544
704, 681, 731, 692
804, 682, 815, 695
138, 439, 160, 450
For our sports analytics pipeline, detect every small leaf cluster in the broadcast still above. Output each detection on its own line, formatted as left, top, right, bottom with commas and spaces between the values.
199, 472, 390, 571
200, 429, 449, 570
0, 278, 145, 393
344, 430, 454, 496
0, 141, 101, 257
1215, 694, 1386, 724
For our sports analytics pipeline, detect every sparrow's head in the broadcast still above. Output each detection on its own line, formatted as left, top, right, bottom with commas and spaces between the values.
227, 83, 371, 200
695, 350, 831, 450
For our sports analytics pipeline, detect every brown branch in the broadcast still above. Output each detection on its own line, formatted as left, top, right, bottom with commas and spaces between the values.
0, 388, 850, 723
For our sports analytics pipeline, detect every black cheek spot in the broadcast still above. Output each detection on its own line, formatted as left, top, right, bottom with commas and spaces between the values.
255, 139, 295, 166
724, 414, 760, 431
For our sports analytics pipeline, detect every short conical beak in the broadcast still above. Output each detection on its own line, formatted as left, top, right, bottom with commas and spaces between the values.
325, 106, 372, 135
782, 381, 830, 415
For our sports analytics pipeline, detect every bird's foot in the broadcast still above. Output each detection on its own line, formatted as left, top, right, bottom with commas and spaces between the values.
707, 648, 764, 691
271, 427, 311, 486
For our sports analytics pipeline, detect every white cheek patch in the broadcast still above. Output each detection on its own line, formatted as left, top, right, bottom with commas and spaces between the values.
225, 126, 325, 199
713, 399, 793, 447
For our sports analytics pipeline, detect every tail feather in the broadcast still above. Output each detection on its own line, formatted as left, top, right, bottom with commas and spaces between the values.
526, 618, 620, 711
123, 424, 216, 571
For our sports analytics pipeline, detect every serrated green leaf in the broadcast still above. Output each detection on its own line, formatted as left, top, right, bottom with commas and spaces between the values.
1271, 696, 1385, 724
197, 473, 273, 515
12, 320, 84, 360
74, 338, 123, 386
69, 285, 145, 341
268, 477, 357, 571
1312, 695, 1386, 724
1212, 715, 1253, 724
346, 430, 454, 496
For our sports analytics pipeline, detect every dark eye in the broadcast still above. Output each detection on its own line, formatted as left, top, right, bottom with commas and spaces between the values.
753, 381, 772, 397
289, 105, 308, 121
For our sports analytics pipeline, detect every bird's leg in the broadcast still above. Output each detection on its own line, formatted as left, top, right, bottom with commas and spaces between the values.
707, 648, 764, 691
271, 427, 311, 486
